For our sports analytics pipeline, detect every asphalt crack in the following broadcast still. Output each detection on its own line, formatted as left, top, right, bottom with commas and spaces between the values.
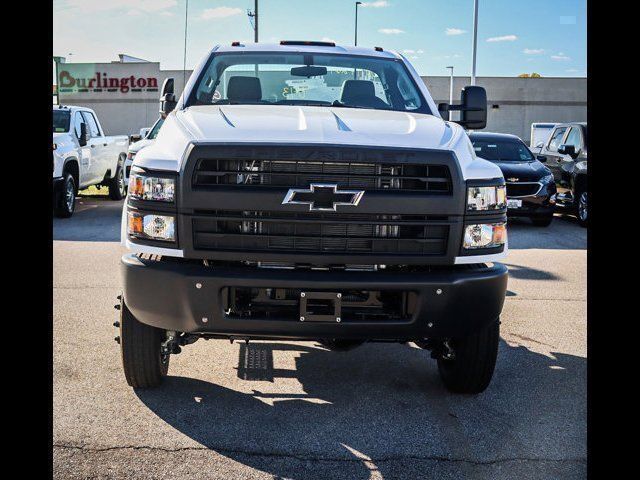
53, 443, 586, 465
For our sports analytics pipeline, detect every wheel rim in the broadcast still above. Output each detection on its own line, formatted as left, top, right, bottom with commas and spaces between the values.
578, 192, 588, 221
118, 168, 126, 196
65, 181, 75, 211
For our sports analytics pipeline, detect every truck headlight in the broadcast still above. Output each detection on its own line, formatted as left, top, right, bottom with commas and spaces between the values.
467, 185, 506, 211
128, 172, 175, 202
127, 211, 176, 242
463, 223, 507, 249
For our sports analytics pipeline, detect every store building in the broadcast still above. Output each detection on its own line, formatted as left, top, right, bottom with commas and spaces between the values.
56, 55, 586, 144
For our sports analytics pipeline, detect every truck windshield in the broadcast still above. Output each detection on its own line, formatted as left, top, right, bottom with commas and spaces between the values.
471, 139, 535, 162
187, 52, 430, 114
53, 110, 71, 133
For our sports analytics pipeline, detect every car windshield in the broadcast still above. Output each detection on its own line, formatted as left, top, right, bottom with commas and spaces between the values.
147, 117, 165, 139
186, 52, 430, 114
53, 110, 71, 133
471, 139, 535, 162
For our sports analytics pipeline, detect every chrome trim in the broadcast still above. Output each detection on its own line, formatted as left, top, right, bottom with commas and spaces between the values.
505, 181, 543, 198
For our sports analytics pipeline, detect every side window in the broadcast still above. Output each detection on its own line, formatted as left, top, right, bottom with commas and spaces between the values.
72, 112, 85, 140
547, 127, 567, 152
81, 111, 101, 137
564, 127, 582, 150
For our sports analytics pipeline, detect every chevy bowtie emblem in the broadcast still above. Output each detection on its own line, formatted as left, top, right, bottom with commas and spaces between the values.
506, 177, 519, 182
282, 183, 365, 212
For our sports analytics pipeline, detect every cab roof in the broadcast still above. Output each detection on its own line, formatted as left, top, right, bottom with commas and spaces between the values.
213, 42, 401, 60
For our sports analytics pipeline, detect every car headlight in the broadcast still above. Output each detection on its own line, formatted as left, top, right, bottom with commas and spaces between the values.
540, 174, 554, 184
128, 171, 175, 202
463, 223, 507, 249
467, 185, 506, 211
127, 211, 176, 242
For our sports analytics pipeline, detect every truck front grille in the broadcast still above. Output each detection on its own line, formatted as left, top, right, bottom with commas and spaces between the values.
193, 159, 452, 193
192, 211, 449, 255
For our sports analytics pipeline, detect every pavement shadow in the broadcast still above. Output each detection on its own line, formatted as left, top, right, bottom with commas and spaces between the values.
135, 340, 586, 479
504, 263, 560, 281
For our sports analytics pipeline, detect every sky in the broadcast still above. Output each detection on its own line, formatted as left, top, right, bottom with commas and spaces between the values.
53, 0, 586, 77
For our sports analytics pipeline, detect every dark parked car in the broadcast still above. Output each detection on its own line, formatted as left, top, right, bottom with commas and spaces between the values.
534, 122, 587, 227
469, 132, 557, 227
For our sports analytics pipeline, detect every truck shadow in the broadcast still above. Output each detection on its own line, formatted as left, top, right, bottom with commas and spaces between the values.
135, 340, 586, 479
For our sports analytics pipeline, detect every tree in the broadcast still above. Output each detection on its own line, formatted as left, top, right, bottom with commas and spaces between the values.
518, 73, 542, 78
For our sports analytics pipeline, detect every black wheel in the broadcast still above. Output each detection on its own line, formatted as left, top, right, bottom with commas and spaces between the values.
119, 298, 168, 388
532, 215, 553, 227
577, 191, 588, 228
317, 339, 365, 351
108, 162, 127, 200
437, 320, 500, 394
54, 172, 76, 218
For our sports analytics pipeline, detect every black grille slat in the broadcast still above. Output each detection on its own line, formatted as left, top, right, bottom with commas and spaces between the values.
192, 212, 449, 255
506, 182, 540, 197
193, 159, 451, 193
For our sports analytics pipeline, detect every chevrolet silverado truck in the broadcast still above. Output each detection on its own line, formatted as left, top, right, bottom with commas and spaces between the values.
53, 105, 129, 217
117, 42, 509, 394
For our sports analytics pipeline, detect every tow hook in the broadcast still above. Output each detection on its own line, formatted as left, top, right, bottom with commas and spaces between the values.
161, 332, 200, 356
415, 339, 456, 361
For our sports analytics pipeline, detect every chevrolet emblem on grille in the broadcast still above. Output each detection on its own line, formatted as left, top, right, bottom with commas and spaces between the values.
282, 183, 365, 212
506, 177, 519, 182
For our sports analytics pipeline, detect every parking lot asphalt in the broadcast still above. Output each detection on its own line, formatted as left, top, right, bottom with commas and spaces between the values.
53, 195, 587, 480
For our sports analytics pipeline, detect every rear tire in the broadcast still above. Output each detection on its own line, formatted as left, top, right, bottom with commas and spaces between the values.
437, 320, 500, 394
120, 298, 168, 388
54, 173, 76, 218
108, 162, 127, 200
577, 191, 588, 228
532, 215, 553, 227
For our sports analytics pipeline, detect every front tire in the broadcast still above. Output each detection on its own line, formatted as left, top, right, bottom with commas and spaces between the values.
577, 191, 588, 228
54, 173, 76, 218
437, 320, 500, 394
120, 298, 168, 388
108, 162, 127, 200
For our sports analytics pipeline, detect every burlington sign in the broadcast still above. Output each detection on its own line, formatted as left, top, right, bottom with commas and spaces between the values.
58, 69, 159, 94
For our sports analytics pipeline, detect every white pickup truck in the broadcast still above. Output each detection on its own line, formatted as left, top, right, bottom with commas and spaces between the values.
52, 105, 129, 217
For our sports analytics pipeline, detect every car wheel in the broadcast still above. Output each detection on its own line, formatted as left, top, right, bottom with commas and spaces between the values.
54, 173, 76, 218
109, 163, 127, 200
119, 297, 168, 388
577, 191, 588, 228
437, 320, 500, 394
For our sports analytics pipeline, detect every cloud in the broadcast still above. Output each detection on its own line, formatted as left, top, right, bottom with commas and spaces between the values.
65, 0, 177, 14
378, 28, 404, 34
361, 1, 390, 6
200, 6, 243, 20
417, 49, 424, 54
486, 35, 518, 42
445, 28, 466, 36
551, 52, 571, 61
403, 49, 415, 54
523, 48, 544, 55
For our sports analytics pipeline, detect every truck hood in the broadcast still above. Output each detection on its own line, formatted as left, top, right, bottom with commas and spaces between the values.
176, 105, 457, 150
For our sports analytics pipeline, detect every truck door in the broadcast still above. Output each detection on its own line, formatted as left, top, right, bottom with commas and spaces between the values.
543, 126, 569, 191
81, 111, 107, 184
72, 112, 92, 187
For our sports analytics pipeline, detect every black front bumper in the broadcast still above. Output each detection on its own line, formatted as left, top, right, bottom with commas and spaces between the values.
507, 183, 556, 218
122, 254, 508, 341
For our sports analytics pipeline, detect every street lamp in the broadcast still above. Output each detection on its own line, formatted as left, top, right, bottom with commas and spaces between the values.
446, 66, 454, 121
471, 0, 479, 85
355, 2, 362, 46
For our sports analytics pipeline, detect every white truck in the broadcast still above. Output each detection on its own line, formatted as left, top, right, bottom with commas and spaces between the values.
124, 116, 165, 186
118, 41, 508, 394
52, 105, 129, 217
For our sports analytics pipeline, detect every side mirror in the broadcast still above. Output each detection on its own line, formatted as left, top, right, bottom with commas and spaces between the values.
459, 86, 487, 129
160, 78, 177, 115
139, 127, 151, 138
438, 103, 450, 121
558, 144, 577, 158
535, 141, 544, 148
130, 134, 142, 143
536, 155, 547, 163
79, 122, 88, 147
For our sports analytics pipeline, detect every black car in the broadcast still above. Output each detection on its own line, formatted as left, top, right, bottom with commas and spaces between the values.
469, 132, 557, 227
534, 122, 587, 227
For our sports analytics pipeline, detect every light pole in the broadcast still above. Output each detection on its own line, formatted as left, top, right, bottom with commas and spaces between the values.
471, 0, 478, 85
355, 2, 362, 46
446, 66, 454, 121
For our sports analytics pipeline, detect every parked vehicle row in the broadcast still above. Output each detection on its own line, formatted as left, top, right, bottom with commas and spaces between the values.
124, 116, 164, 186
52, 105, 129, 217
